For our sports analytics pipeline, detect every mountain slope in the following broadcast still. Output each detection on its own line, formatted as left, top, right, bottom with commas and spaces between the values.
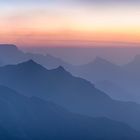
1, 61, 140, 131
68, 57, 140, 103
0, 59, 110, 100
1, 44, 140, 103
95, 80, 134, 101
1, 85, 140, 140
25, 53, 69, 69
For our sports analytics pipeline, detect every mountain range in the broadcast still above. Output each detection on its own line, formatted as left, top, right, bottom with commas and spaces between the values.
1, 44, 140, 103
0, 44, 68, 69
1, 44, 140, 139
1, 60, 140, 131
1, 85, 140, 140
69, 56, 140, 103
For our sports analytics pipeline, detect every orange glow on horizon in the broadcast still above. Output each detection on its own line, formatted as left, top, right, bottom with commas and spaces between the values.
1, 30, 140, 47
0, 5, 140, 47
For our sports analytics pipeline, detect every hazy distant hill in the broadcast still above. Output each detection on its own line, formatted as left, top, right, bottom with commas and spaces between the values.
68, 57, 123, 82
23, 46, 140, 65
68, 56, 140, 103
25, 52, 69, 69
68, 57, 134, 101
1, 85, 139, 140
0, 44, 69, 69
0, 44, 27, 65
1, 60, 140, 131
123, 55, 140, 75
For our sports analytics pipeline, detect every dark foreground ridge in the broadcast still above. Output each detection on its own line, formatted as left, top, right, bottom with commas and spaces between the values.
0, 85, 140, 140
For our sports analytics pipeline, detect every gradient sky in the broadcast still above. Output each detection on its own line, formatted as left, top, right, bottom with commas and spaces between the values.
0, 0, 140, 47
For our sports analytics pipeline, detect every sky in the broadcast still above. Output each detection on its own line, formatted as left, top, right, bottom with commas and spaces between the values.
0, 0, 140, 47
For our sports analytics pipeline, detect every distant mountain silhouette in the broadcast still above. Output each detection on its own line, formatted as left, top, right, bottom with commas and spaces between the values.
0, 44, 18, 51
1, 60, 140, 131
25, 53, 69, 69
69, 57, 123, 82
0, 44, 69, 69
0, 44, 27, 65
1, 85, 140, 140
67, 56, 140, 103
124, 55, 140, 75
